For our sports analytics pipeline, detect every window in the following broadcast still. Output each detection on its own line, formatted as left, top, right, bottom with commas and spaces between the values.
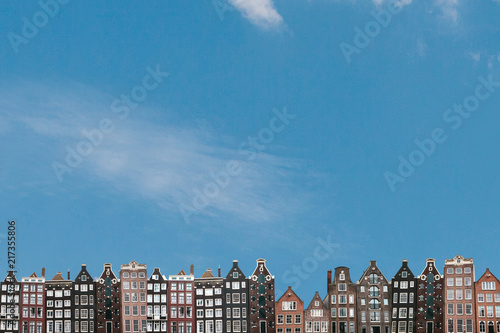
331, 296, 336, 304
456, 268, 462, 274
295, 314, 301, 324
447, 278, 454, 287
465, 277, 472, 286
369, 299, 380, 310
447, 290, 454, 300
339, 296, 347, 304
487, 306, 494, 317
339, 308, 347, 317
465, 289, 472, 300
311, 310, 324, 317
456, 278, 463, 287
399, 309, 407, 318
369, 274, 379, 284
370, 311, 380, 322
447, 268, 453, 274
370, 287, 379, 297
339, 284, 346, 291
400, 293, 408, 303
401, 281, 408, 289
283, 302, 297, 310
467, 320, 474, 333
479, 306, 485, 317
448, 304, 454, 315
466, 304, 472, 315
457, 304, 463, 315
479, 294, 485, 302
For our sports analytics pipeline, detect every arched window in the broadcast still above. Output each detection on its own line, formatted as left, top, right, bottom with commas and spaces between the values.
258, 285, 266, 295
427, 274, 434, 283
258, 274, 265, 283
105, 277, 112, 286
480, 322, 486, 333
426, 296, 434, 306
488, 322, 494, 333
369, 286, 379, 297
369, 274, 379, 284
105, 309, 112, 319
105, 298, 112, 307
259, 308, 266, 319
259, 296, 266, 306
105, 287, 112, 297
427, 284, 434, 294
369, 299, 380, 309
426, 308, 434, 319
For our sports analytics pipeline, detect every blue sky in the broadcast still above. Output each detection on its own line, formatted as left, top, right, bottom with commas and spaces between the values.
1, 0, 500, 300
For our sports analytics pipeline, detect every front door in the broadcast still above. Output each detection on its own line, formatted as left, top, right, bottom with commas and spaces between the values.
260, 321, 266, 333
427, 322, 434, 333
373, 326, 381, 333
107, 322, 113, 333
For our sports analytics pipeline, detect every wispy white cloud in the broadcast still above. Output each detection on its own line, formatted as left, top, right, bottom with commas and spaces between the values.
416, 38, 427, 57
469, 51, 481, 63
434, 0, 460, 23
0, 81, 328, 225
229, 0, 284, 30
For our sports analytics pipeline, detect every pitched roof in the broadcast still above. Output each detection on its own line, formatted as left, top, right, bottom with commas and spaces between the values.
277, 286, 303, 304
51, 272, 65, 281
29, 272, 38, 278
177, 270, 186, 275
201, 269, 215, 278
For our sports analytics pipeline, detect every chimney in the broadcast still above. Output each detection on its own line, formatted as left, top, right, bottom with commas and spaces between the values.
190, 264, 194, 275
327, 270, 332, 286
218, 267, 221, 277
67, 270, 70, 280
42, 267, 46, 277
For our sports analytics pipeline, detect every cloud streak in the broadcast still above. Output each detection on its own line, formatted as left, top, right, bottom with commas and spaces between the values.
229, 0, 284, 30
0, 81, 327, 225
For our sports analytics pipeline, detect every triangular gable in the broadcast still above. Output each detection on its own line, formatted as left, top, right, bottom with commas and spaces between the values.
306, 292, 327, 310
277, 286, 303, 304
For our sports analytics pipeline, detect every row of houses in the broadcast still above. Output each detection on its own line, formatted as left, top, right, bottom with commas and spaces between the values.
0, 255, 499, 333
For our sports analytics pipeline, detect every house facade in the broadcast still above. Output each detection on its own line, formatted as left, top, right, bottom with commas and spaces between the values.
249, 259, 275, 333
146, 268, 168, 332
45, 271, 72, 333
391, 260, 417, 333
169, 267, 195, 333
416, 259, 443, 333
275, 287, 303, 333
1, 271, 20, 333
20, 271, 45, 333
326, 267, 357, 333
96, 264, 121, 333
443, 256, 475, 333
194, 269, 224, 333
474, 269, 500, 333
120, 261, 148, 333
73, 264, 96, 333
224, 261, 249, 333
304, 293, 329, 333
357, 261, 391, 333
